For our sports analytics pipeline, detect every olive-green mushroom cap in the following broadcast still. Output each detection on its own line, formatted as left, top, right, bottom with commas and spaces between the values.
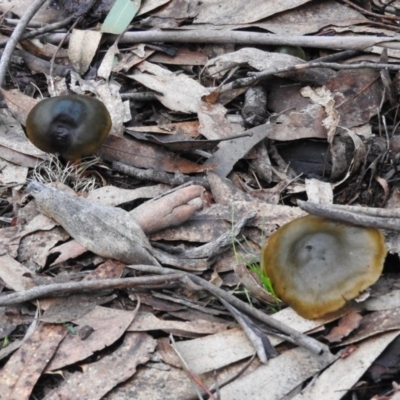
261, 215, 387, 319
26, 95, 112, 160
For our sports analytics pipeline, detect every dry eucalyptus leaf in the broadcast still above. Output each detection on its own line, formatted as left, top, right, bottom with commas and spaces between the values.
292, 331, 400, 400
257, 0, 367, 35
0, 323, 67, 400
27, 181, 159, 265
40, 294, 116, 324
46, 306, 137, 371
46, 333, 156, 399
68, 29, 103, 75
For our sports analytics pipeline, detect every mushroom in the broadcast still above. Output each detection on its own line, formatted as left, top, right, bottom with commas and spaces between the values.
261, 215, 387, 319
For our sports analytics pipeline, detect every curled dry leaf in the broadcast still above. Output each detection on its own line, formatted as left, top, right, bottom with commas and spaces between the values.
130, 185, 205, 234
27, 181, 159, 265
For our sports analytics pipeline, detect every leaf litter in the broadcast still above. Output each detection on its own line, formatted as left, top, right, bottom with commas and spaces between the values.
1, 0, 400, 399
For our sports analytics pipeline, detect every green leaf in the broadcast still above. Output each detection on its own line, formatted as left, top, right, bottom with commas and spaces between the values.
101, 0, 141, 34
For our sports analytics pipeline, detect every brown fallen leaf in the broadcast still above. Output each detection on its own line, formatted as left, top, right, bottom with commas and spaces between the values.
1, 88, 38, 126
97, 134, 213, 174
0, 323, 67, 399
292, 331, 400, 400
340, 309, 400, 347
45, 332, 156, 400
324, 312, 363, 343
46, 305, 137, 371
233, 263, 277, 305
128, 311, 229, 338
325, 68, 383, 128
39, 259, 125, 318
48, 239, 88, 266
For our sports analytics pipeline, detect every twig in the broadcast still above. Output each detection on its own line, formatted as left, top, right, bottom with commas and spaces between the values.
112, 161, 210, 188
312, 50, 362, 63
219, 298, 276, 364
220, 61, 400, 93
129, 264, 331, 356
0, 0, 47, 87
0, 274, 182, 306
18, 16, 74, 42
325, 203, 400, 218
297, 200, 400, 230
43, 30, 400, 50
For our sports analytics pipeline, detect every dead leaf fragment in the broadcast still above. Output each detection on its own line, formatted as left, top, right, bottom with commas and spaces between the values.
324, 312, 363, 343
68, 29, 103, 74
220, 347, 336, 400
128, 311, 228, 337
98, 134, 212, 174
45, 333, 156, 400
293, 331, 400, 400
0, 323, 67, 400
46, 306, 136, 371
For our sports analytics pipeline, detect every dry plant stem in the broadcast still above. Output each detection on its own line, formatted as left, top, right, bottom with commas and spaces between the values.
0, 0, 47, 86
312, 49, 361, 63
19, 16, 74, 42
0, 274, 182, 306
153, 293, 230, 316
327, 203, 400, 218
44, 30, 400, 50
16, 49, 71, 77
298, 200, 400, 231
112, 161, 210, 188
220, 61, 400, 93
130, 265, 331, 356
49, 18, 80, 82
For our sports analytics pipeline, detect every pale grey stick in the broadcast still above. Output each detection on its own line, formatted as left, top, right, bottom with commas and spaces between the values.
43, 30, 400, 50
298, 200, 400, 231
0, 274, 182, 306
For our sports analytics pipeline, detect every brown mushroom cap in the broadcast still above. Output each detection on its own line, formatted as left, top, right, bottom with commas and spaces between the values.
26, 95, 111, 160
261, 215, 387, 319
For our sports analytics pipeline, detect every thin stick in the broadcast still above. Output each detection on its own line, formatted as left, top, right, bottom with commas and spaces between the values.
0, 0, 47, 86
18, 16, 74, 42
297, 200, 400, 231
43, 30, 400, 50
0, 274, 182, 306
220, 61, 400, 93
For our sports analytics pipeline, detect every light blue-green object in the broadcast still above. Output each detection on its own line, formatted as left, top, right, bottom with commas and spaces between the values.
101, 0, 141, 34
